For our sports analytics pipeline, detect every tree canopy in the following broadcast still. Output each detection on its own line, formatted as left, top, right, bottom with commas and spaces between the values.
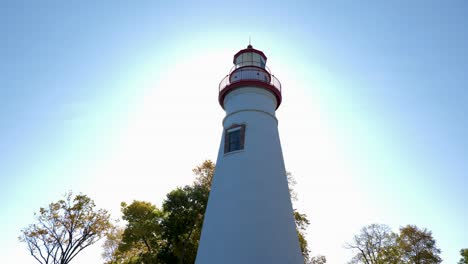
346, 223, 442, 264
103, 161, 212, 264
102, 160, 314, 264
19, 192, 112, 264
310, 255, 327, 264
346, 223, 397, 264
459, 248, 468, 264
397, 225, 442, 264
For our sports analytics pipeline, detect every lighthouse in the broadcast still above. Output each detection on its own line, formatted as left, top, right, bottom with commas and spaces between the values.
195, 45, 303, 264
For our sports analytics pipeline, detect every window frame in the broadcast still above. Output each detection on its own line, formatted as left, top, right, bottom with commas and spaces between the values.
224, 124, 246, 154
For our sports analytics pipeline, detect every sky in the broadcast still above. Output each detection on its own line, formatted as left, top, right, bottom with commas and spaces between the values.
1, 0, 467, 263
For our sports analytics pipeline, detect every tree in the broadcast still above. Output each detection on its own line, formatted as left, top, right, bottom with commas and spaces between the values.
397, 225, 442, 264
287, 171, 298, 202
288, 172, 315, 263
159, 184, 209, 264
346, 224, 442, 264
102, 224, 143, 264
102, 225, 124, 264
310, 255, 327, 264
345, 224, 398, 264
294, 210, 311, 263
116, 200, 164, 263
192, 159, 215, 190
102, 162, 213, 264
103, 160, 313, 264
19, 192, 112, 264
459, 248, 468, 264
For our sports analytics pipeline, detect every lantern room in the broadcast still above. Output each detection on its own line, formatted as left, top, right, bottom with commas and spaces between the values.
219, 45, 282, 110
233, 44, 267, 68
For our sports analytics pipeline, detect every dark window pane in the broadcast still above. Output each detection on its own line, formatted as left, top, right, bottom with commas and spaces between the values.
229, 130, 241, 151
225, 126, 245, 153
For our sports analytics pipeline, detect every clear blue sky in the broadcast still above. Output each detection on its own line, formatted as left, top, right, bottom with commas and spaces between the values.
1, 1, 467, 263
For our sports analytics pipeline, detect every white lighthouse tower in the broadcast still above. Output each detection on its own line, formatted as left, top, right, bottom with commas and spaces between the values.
195, 45, 303, 264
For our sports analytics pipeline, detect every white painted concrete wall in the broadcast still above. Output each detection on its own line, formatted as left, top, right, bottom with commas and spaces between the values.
196, 87, 303, 264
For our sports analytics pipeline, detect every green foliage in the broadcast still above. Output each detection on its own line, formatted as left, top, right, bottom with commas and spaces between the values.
346, 224, 397, 264
288, 172, 314, 263
103, 161, 212, 264
110, 187, 209, 264
459, 248, 468, 264
19, 192, 112, 264
346, 224, 442, 264
102, 225, 124, 264
103, 160, 313, 264
397, 225, 442, 264
294, 210, 311, 262
192, 160, 215, 190
119, 201, 164, 262
294, 210, 310, 232
159, 184, 209, 264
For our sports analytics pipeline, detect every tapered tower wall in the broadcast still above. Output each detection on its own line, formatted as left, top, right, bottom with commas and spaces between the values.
195, 86, 303, 264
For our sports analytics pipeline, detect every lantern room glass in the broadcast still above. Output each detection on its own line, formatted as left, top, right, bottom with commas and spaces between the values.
235, 52, 266, 69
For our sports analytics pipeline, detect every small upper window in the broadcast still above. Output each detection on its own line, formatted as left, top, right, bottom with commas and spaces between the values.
224, 124, 246, 154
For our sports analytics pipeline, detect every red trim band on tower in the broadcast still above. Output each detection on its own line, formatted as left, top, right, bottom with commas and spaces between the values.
218, 80, 282, 110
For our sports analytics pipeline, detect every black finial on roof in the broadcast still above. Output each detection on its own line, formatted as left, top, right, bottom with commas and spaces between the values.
247, 36, 252, 48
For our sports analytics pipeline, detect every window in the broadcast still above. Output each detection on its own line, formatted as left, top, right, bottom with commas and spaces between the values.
224, 124, 246, 154
260, 57, 266, 68
243, 52, 253, 64
253, 53, 261, 67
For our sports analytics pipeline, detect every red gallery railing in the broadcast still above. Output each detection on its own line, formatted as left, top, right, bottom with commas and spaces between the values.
219, 67, 281, 93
